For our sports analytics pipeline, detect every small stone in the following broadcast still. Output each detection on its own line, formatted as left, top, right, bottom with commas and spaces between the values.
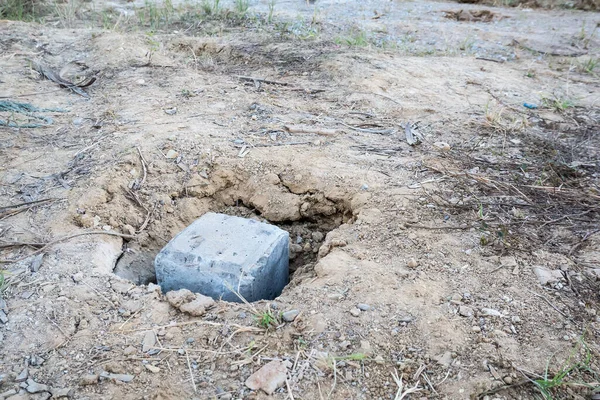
186, 338, 195, 344
30, 253, 44, 272
500, 256, 517, 267
16, 369, 28, 382
80, 374, 99, 386
472, 326, 481, 333
339, 341, 351, 349
359, 340, 373, 356
311, 232, 324, 242
144, 364, 160, 373
533, 267, 565, 286
245, 360, 289, 395
374, 355, 385, 365
0, 389, 17, 398
50, 388, 72, 398
407, 258, 418, 268
72, 272, 83, 282
450, 293, 462, 304
29, 355, 44, 366
0, 310, 8, 324
433, 141, 451, 151
179, 294, 215, 317
504, 376, 513, 384
289, 244, 303, 253
26, 378, 49, 393
282, 310, 300, 322
142, 331, 156, 353
459, 306, 474, 318
357, 303, 370, 311
99, 372, 134, 383
481, 308, 502, 317
165, 149, 179, 159
350, 308, 361, 317
511, 316, 521, 324
21, 291, 33, 299
166, 289, 196, 307
123, 346, 137, 356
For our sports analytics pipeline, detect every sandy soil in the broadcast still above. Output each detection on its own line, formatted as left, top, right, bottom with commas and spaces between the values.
1, 0, 599, 399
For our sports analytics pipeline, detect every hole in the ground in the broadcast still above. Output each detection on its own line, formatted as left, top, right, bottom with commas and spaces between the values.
113, 188, 349, 302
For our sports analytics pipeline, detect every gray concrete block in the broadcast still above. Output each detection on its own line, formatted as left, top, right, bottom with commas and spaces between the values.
155, 213, 289, 302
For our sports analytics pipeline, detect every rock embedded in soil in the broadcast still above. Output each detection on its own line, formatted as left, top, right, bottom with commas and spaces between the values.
357, 303, 370, 311
80, 375, 99, 386
459, 306, 474, 317
245, 360, 289, 395
407, 258, 418, 268
141, 331, 156, 353
26, 379, 49, 393
155, 213, 289, 302
532, 266, 565, 286
50, 387, 72, 398
350, 308, 361, 317
15, 369, 28, 383
282, 310, 300, 322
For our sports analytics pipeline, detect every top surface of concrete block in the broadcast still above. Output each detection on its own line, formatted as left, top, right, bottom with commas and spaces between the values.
155, 212, 289, 302
164, 212, 286, 269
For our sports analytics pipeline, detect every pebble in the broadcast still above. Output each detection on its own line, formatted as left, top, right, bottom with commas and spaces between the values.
72, 272, 83, 282
289, 244, 303, 253
503, 376, 513, 384
26, 379, 49, 394
532, 266, 565, 286
245, 360, 289, 395
80, 374, 99, 386
434, 351, 453, 367
123, 346, 137, 356
142, 331, 156, 353
407, 258, 419, 268
165, 149, 179, 159
0, 310, 9, 324
459, 306, 474, 318
350, 308, 361, 317
357, 303, 370, 311
359, 340, 373, 356
186, 338, 195, 344
433, 141, 451, 151
374, 355, 385, 365
50, 387, 72, 398
178, 349, 185, 355
472, 326, 481, 333
311, 231, 324, 242
99, 371, 134, 383
29, 355, 44, 366
511, 316, 521, 324
282, 310, 300, 322
16, 369, 28, 383
481, 308, 502, 317
144, 364, 160, 373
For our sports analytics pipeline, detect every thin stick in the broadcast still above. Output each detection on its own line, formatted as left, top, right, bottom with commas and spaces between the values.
185, 350, 197, 393
526, 289, 572, 321
327, 360, 337, 399
0, 231, 135, 264
285, 377, 295, 400
237, 75, 290, 86
0, 198, 58, 212
136, 147, 148, 188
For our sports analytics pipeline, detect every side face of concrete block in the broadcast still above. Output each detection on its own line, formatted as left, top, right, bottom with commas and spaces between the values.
155, 213, 289, 302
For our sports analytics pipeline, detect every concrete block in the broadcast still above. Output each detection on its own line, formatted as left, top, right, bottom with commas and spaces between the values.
155, 213, 289, 302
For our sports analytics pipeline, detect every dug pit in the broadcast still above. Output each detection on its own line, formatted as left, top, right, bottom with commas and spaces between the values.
105, 168, 354, 300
